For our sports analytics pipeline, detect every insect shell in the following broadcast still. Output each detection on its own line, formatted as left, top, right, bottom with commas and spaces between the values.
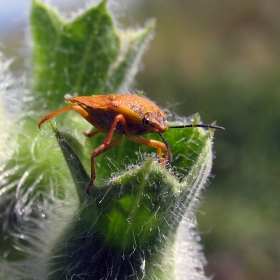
68, 94, 169, 135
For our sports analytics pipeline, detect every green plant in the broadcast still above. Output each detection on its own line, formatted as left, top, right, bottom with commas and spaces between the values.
0, 1, 219, 279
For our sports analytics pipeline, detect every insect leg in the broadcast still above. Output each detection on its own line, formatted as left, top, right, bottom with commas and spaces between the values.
87, 114, 126, 194
87, 135, 122, 194
39, 104, 105, 133
38, 106, 78, 129
83, 130, 101, 138
125, 135, 169, 165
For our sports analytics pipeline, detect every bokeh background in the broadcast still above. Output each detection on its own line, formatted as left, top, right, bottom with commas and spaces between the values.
1, 0, 279, 279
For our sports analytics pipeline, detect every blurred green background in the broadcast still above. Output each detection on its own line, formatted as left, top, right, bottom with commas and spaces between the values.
1, 0, 279, 279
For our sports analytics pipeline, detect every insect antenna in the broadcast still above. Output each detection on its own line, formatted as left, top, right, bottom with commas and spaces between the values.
158, 132, 173, 163
169, 123, 225, 130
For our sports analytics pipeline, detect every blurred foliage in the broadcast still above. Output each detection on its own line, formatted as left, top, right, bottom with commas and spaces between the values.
1, 0, 280, 279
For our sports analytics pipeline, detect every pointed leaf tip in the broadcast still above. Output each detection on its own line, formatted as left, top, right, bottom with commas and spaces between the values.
99, 0, 107, 8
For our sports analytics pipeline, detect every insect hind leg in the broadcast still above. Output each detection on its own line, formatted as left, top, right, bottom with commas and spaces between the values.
38, 106, 78, 129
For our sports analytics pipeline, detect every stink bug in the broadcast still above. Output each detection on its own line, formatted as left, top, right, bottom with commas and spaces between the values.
38, 94, 224, 194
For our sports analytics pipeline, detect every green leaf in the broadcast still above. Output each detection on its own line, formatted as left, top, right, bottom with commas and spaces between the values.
30, 0, 155, 110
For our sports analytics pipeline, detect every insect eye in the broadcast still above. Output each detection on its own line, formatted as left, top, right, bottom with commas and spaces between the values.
143, 117, 150, 126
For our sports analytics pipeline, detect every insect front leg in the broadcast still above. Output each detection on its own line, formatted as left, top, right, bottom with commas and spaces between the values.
87, 114, 126, 195
125, 135, 169, 165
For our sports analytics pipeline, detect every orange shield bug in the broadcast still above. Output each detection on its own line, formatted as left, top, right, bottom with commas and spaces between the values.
38, 94, 224, 194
